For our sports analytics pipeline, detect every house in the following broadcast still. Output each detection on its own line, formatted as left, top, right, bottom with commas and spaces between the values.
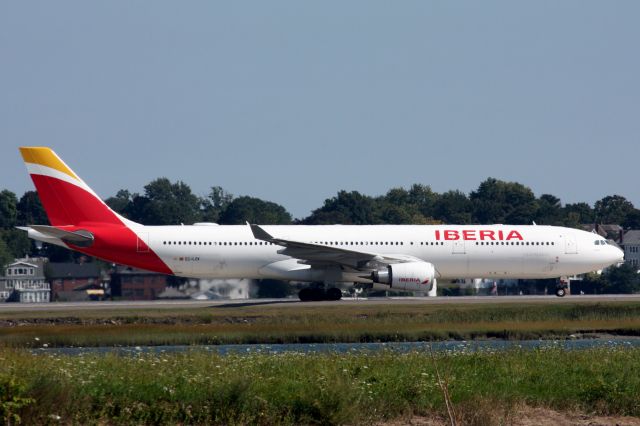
581, 224, 624, 243
110, 266, 170, 300
621, 230, 640, 268
0, 257, 50, 303
47, 262, 107, 301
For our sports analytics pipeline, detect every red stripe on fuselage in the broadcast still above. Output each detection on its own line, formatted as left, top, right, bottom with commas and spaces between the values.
65, 224, 173, 275
30, 174, 173, 275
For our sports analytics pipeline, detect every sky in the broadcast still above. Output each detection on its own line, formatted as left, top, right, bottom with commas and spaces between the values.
1, 1, 639, 220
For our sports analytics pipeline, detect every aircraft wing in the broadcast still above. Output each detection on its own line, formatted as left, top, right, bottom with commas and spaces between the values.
249, 223, 420, 271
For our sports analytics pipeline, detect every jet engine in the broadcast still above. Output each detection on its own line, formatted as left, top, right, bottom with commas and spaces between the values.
371, 261, 436, 292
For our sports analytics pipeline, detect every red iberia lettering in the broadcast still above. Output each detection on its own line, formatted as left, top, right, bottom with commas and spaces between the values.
479, 230, 496, 240
462, 230, 476, 240
433, 229, 525, 241
506, 230, 524, 240
444, 230, 459, 240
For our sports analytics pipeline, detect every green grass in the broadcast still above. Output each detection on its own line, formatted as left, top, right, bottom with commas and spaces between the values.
2, 301, 640, 347
1, 347, 640, 425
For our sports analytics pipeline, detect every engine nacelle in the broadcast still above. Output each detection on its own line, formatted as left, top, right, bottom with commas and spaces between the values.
371, 261, 436, 292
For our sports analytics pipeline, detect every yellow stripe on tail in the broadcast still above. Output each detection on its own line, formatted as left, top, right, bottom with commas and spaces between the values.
19, 147, 79, 181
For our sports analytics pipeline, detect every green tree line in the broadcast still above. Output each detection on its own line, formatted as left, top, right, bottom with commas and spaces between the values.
1, 177, 639, 267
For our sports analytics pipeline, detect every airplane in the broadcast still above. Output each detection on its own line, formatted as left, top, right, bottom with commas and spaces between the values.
18, 147, 624, 300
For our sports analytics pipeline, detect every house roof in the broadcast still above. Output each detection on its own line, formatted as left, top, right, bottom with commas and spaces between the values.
599, 224, 623, 232
623, 230, 640, 245
7, 261, 38, 269
580, 224, 624, 240
47, 263, 101, 279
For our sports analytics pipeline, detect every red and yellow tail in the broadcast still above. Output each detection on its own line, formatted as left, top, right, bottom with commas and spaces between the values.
19, 147, 125, 227
19, 147, 172, 274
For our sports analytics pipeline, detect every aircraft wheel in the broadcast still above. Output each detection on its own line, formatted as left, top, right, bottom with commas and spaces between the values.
310, 288, 326, 301
299, 288, 314, 301
299, 287, 326, 301
326, 287, 342, 301
555, 287, 566, 297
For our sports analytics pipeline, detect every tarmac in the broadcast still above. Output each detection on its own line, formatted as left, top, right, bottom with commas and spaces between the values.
1, 294, 640, 312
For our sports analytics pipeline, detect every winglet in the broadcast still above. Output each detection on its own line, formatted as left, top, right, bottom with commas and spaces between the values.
249, 223, 275, 241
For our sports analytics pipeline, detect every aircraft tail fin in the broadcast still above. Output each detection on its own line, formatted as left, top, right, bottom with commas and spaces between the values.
19, 147, 128, 227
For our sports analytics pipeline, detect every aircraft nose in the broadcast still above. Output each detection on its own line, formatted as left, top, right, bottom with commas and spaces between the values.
610, 246, 625, 264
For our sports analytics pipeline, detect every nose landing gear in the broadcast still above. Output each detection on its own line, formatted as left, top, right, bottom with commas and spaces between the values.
555, 277, 569, 297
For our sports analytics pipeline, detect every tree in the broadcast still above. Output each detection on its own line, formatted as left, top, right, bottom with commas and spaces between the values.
594, 195, 634, 224
0, 190, 18, 228
600, 263, 640, 294
433, 190, 472, 224
535, 194, 563, 225
377, 187, 429, 224
303, 191, 378, 225
0, 229, 30, 259
408, 184, 439, 219
105, 190, 133, 217
622, 209, 640, 230
16, 191, 48, 226
220, 196, 292, 225
201, 186, 233, 223
127, 178, 202, 225
563, 202, 594, 228
470, 178, 538, 224
0, 237, 12, 272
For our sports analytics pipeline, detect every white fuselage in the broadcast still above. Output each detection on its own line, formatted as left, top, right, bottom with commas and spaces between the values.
142, 224, 623, 282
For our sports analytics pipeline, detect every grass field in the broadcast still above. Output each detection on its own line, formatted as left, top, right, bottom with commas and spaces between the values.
1, 300, 640, 347
1, 347, 640, 425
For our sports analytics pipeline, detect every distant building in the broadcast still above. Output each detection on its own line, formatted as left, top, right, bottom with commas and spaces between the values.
110, 266, 170, 300
187, 278, 251, 300
621, 230, 640, 268
47, 262, 108, 301
0, 257, 50, 303
581, 224, 624, 244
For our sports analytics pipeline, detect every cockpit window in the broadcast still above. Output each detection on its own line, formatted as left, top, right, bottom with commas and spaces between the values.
595, 240, 600, 245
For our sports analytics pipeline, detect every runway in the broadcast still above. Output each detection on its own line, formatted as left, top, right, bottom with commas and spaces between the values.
2, 294, 640, 312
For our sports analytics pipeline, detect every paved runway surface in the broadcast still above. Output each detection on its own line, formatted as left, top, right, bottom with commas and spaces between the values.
2, 294, 640, 312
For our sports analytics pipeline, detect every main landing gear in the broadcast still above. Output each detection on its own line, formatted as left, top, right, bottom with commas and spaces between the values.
298, 287, 342, 302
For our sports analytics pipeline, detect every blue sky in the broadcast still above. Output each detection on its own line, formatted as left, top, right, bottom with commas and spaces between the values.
1, 1, 638, 219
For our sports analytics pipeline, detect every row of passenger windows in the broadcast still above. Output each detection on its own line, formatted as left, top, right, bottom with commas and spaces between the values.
163, 241, 275, 246
161, 241, 410, 246
475, 241, 555, 246
161, 240, 555, 247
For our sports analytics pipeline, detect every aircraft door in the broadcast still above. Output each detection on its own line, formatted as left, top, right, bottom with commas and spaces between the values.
452, 240, 466, 254
564, 235, 578, 254
136, 233, 150, 253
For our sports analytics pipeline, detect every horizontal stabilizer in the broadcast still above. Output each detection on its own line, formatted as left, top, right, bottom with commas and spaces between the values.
23, 225, 94, 247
